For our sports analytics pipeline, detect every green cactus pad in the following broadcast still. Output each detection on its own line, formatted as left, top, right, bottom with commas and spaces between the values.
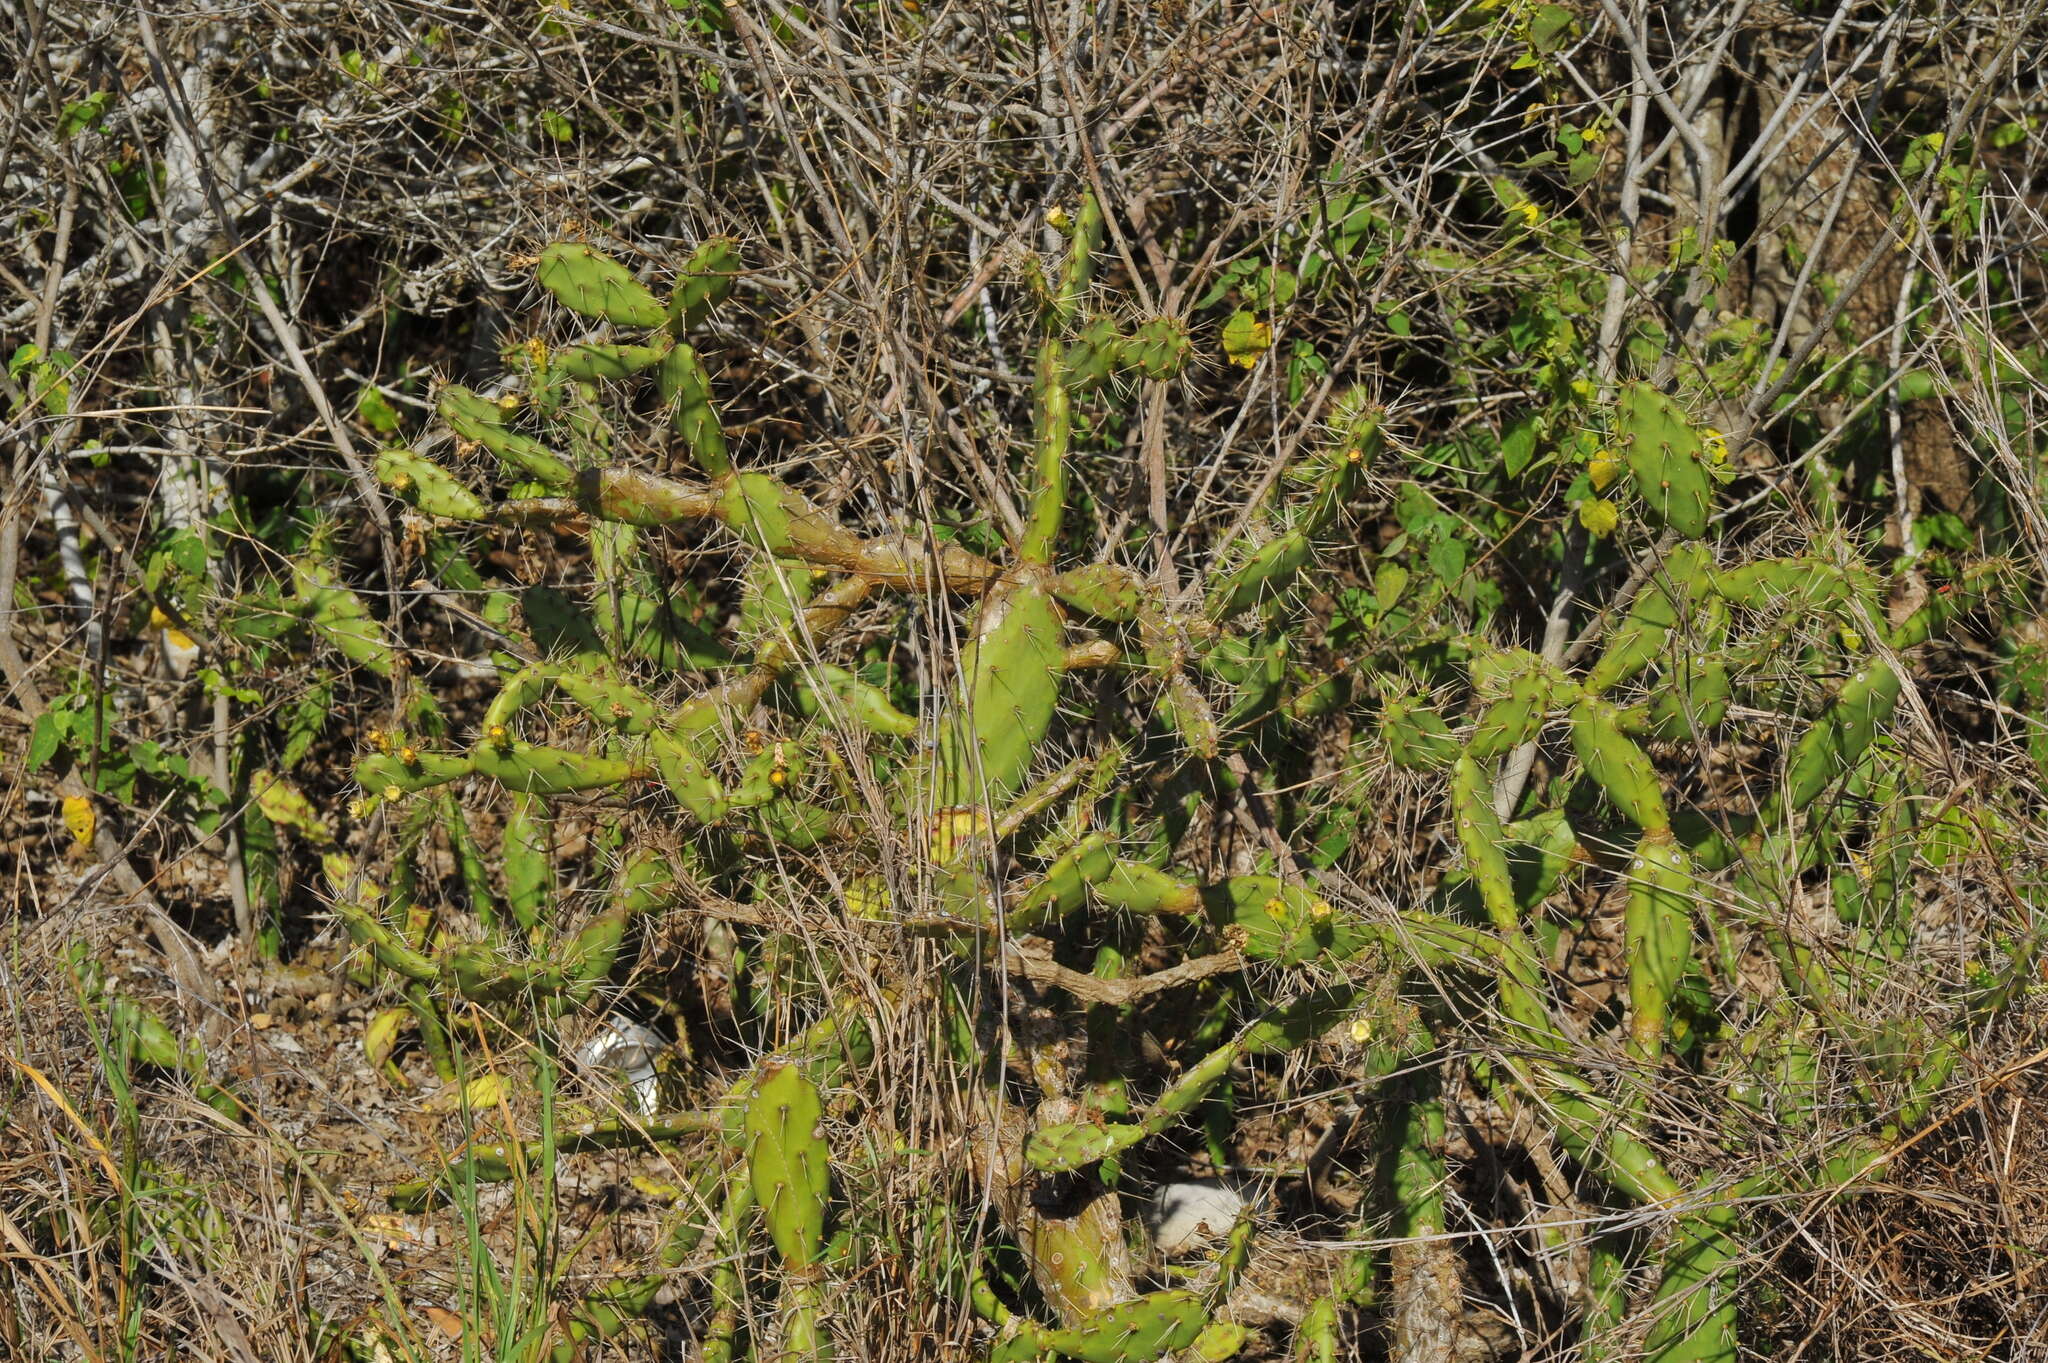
1203, 876, 1369, 965
1625, 833, 1695, 1062
501, 792, 553, 930
536, 242, 667, 327
357, 749, 473, 796
1025, 1120, 1145, 1174
472, 737, 644, 796
1040, 1289, 1208, 1363
936, 577, 1068, 805
743, 1062, 831, 1270
550, 341, 672, 383
1571, 697, 1670, 832
1616, 382, 1714, 538
1378, 692, 1460, 770
668, 236, 742, 335
375, 448, 487, 520
437, 384, 575, 486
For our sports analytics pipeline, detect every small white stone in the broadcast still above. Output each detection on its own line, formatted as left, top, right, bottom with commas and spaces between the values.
576, 1018, 665, 1114
1146, 1181, 1247, 1256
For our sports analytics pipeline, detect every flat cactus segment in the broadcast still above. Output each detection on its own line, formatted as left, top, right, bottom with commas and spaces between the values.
1586, 545, 1709, 693
1188, 1321, 1250, 1362
296, 562, 397, 676
565, 466, 720, 525
1119, 317, 1193, 381
794, 663, 919, 736
536, 242, 666, 327
375, 448, 486, 519
1207, 530, 1311, 622
1005, 833, 1116, 932
1571, 697, 1670, 833
1049, 562, 1151, 621
656, 344, 731, 475
550, 663, 662, 732
1093, 861, 1200, 916
1039, 1290, 1208, 1363
714, 472, 867, 563
357, 748, 473, 795
668, 236, 741, 335
1451, 756, 1516, 929
1202, 876, 1371, 964
1064, 314, 1127, 392
1616, 381, 1714, 538
472, 736, 644, 796
1025, 1120, 1144, 1174
1711, 555, 1851, 612
437, 384, 575, 486
334, 902, 438, 982
550, 341, 672, 383
743, 1062, 830, 1270
501, 792, 552, 930
1769, 660, 1900, 819
1641, 1201, 1740, 1363
649, 730, 728, 822
1632, 656, 1731, 740
1022, 340, 1072, 565
1291, 1297, 1339, 1363
1158, 668, 1221, 759
937, 577, 1068, 805
1301, 388, 1383, 531
1625, 833, 1695, 1062
1378, 691, 1460, 770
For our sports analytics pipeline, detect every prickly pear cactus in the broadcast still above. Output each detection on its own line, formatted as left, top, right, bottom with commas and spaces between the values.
323, 206, 2029, 1363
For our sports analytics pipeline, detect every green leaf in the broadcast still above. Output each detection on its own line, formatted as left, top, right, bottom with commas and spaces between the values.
28, 713, 65, 770
1221, 310, 1272, 368
1501, 415, 1540, 478
1528, 4, 1574, 53
355, 386, 402, 435
59, 92, 111, 139
1427, 536, 1468, 582
540, 110, 575, 143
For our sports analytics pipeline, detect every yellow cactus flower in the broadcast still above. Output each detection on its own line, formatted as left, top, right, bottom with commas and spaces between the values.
1700, 427, 1728, 465
1578, 498, 1620, 537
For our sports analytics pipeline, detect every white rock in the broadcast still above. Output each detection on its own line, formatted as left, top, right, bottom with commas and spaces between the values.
1146, 1181, 1247, 1256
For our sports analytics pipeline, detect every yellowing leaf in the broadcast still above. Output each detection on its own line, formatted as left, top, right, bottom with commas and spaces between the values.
1578, 498, 1620, 537
62, 796, 95, 850
1221, 310, 1271, 368
1588, 448, 1623, 491
252, 770, 336, 845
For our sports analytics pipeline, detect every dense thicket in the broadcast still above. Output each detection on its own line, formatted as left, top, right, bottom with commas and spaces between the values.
5, 2, 2048, 1360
